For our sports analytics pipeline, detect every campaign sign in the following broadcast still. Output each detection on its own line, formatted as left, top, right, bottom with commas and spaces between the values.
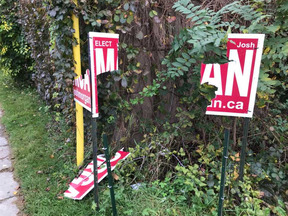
64, 150, 130, 200
73, 69, 92, 112
88, 32, 119, 118
200, 34, 265, 118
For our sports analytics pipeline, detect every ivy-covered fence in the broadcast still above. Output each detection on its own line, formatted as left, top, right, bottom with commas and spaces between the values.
17, 0, 202, 142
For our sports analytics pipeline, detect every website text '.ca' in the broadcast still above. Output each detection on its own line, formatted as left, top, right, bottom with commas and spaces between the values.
208, 100, 244, 109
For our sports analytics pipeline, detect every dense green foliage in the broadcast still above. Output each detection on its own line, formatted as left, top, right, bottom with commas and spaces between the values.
0, 0, 287, 215
0, 0, 33, 80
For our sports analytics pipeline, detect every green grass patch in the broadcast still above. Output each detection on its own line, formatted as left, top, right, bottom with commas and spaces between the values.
0, 74, 203, 216
0, 74, 93, 215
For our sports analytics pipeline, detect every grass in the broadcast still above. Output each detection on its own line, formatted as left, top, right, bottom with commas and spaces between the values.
0, 74, 93, 215
0, 74, 203, 216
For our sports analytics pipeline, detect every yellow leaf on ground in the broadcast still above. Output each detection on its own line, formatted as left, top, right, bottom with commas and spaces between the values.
112, 173, 119, 181
233, 170, 239, 180
196, 149, 202, 153
231, 153, 240, 161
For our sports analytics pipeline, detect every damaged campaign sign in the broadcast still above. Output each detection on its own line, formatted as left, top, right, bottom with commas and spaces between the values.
64, 150, 130, 200
89, 32, 119, 118
73, 69, 92, 112
200, 34, 265, 118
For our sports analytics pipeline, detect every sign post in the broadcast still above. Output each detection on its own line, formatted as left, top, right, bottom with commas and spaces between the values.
103, 134, 118, 216
218, 129, 230, 216
71, 31, 121, 206
239, 118, 250, 181
88, 32, 119, 210
72, 0, 84, 167
200, 34, 265, 216
91, 118, 99, 210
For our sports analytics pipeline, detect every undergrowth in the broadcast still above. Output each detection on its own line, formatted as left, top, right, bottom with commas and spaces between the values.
0, 74, 213, 216
0, 72, 286, 215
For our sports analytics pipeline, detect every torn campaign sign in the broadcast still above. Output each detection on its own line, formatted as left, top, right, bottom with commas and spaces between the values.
64, 150, 130, 200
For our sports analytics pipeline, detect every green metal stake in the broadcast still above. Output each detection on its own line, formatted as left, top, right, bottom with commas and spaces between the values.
218, 129, 230, 216
91, 118, 99, 211
239, 118, 250, 181
88, 32, 100, 211
103, 134, 118, 216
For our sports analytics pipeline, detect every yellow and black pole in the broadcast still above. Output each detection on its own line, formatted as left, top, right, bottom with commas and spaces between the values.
72, 0, 84, 167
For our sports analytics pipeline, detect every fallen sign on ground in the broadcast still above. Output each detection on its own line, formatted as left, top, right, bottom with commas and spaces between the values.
64, 150, 130, 200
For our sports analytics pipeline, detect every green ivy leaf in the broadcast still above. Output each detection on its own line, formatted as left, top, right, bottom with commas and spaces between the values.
121, 77, 128, 88
114, 15, 120, 22
127, 15, 134, 24
124, 3, 129, 11
149, 10, 158, 18
136, 31, 144, 40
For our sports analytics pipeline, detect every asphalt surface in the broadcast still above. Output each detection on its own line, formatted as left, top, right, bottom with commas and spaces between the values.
0, 109, 20, 216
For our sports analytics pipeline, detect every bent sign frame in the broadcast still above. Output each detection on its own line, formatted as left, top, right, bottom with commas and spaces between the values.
88, 32, 119, 118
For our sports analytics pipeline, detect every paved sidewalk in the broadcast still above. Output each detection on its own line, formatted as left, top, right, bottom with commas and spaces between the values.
0, 109, 20, 216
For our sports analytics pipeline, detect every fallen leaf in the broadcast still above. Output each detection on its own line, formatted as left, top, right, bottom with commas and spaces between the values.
50, 154, 54, 159
269, 126, 274, 131
230, 153, 240, 162
258, 191, 265, 198
136, 31, 144, 40
196, 149, 202, 153
112, 173, 119, 181
101, 20, 109, 24
153, 16, 161, 23
233, 170, 239, 180
166, 16, 176, 23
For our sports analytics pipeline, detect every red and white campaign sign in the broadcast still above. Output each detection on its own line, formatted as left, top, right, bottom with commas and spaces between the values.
64, 150, 130, 200
73, 69, 92, 111
89, 32, 119, 118
200, 34, 265, 118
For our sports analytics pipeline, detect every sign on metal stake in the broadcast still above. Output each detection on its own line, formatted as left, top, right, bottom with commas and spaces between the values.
87, 32, 119, 210
200, 34, 265, 215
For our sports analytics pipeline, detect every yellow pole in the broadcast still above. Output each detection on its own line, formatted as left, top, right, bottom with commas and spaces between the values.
72, 0, 84, 166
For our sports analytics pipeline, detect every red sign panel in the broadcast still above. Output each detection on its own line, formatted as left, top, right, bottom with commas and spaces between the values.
200, 34, 265, 118
73, 69, 92, 112
64, 150, 130, 200
88, 32, 119, 118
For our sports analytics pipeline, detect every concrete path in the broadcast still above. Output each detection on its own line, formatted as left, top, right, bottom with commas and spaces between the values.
0, 109, 20, 216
